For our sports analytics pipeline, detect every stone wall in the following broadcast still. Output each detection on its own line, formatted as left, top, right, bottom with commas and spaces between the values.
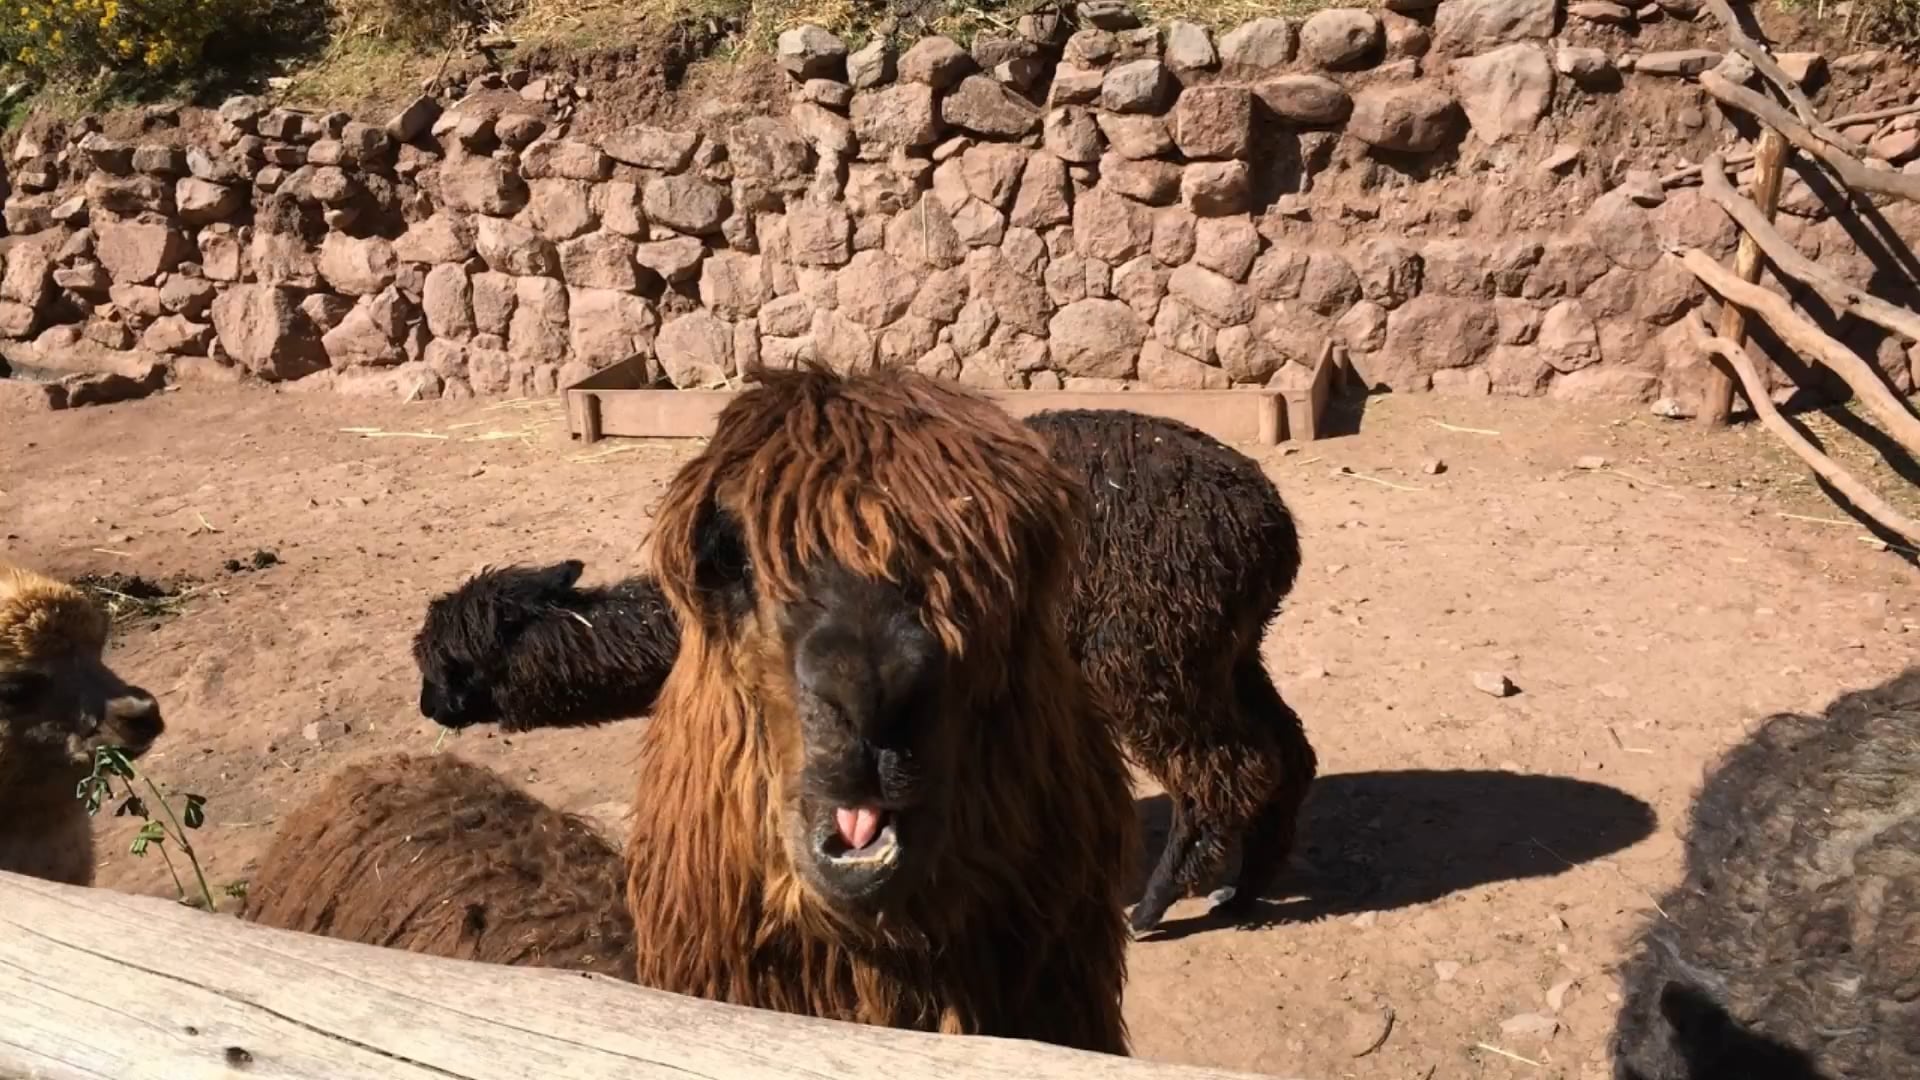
3, 0, 1918, 405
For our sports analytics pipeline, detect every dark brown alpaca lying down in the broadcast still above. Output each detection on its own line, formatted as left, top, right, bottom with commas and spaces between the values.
414, 407, 1312, 933
242, 751, 634, 980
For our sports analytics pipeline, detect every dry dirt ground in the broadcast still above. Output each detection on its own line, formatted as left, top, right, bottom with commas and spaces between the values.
4, 383, 1915, 1080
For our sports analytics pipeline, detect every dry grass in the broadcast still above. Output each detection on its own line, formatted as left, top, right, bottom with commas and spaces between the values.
1772, 0, 1920, 47
1847, 0, 1920, 47
263, 0, 1354, 110
1675, 396, 1920, 555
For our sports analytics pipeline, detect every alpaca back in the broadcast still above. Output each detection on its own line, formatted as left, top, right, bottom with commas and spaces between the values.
1611, 669, 1920, 1080
245, 751, 634, 980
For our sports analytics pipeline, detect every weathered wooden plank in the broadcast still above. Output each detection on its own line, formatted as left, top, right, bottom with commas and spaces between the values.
0, 872, 1301, 1080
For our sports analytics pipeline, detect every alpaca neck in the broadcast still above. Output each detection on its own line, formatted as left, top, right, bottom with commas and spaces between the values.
0, 766, 96, 887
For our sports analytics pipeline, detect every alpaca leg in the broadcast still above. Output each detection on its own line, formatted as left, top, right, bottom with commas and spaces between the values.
1130, 796, 1196, 934
1214, 661, 1317, 920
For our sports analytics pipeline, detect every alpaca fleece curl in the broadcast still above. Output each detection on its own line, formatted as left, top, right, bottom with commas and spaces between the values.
627, 366, 1137, 1054
1611, 668, 1920, 1080
244, 752, 634, 980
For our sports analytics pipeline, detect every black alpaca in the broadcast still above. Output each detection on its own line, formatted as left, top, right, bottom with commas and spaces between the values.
1028, 409, 1312, 933
413, 560, 680, 732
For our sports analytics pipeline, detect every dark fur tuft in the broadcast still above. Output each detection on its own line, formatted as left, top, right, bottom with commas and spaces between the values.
1610, 668, 1920, 1080
412, 562, 680, 732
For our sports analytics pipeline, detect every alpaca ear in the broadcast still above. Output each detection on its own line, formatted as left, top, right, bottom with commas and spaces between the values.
538, 560, 586, 593
1658, 981, 1736, 1053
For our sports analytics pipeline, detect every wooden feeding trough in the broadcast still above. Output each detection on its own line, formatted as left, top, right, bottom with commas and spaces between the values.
0, 870, 1313, 1080
563, 351, 1338, 448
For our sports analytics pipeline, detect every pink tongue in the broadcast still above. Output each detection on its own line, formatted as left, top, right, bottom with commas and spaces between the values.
835, 807, 882, 850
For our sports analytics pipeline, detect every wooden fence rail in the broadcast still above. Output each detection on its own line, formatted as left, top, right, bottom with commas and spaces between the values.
0, 871, 1305, 1080
1671, 0, 1920, 545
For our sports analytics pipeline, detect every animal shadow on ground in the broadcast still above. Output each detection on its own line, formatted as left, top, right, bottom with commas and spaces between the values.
1132, 769, 1657, 940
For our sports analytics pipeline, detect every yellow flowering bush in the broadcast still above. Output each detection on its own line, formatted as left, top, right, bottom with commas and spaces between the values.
1, 0, 259, 80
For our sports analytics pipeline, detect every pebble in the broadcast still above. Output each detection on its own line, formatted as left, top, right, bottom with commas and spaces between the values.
1421, 458, 1446, 475
302, 719, 349, 744
1434, 960, 1462, 982
1651, 396, 1692, 419
1472, 671, 1517, 697
1500, 1012, 1560, 1039
1547, 977, 1578, 1012
1544, 144, 1582, 173
1575, 455, 1609, 470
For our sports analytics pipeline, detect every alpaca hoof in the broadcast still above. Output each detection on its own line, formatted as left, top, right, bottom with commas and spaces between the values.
1209, 885, 1262, 924
1128, 904, 1166, 935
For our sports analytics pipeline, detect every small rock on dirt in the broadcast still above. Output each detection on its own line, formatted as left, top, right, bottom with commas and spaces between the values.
1575, 454, 1608, 470
1546, 977, 1578, 1012
1421, 458, 1446, 475
222, 549, 281, 573
1434, 960, 1462, 981
1543, 144, 1581, 173
1472, 671, 1517, 697
303, 719, 349, 744
1499, 1012, 1560, 1040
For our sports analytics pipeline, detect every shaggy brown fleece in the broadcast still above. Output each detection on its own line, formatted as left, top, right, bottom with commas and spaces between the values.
1609, 669, 1920, 1080
1027, 409, 1312, 932
244, 752, 634, 980
0, 559, 164, 887
0, 561, 109, 667
628, 365, 1138, 1053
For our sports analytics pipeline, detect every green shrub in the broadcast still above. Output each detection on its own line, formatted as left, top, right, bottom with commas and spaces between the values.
1, 0, 264, 82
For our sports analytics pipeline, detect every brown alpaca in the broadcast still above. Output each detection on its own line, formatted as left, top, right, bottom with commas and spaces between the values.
627, 365, 1138, 1054
243, 752, 634, 980
0, 559, 165, 886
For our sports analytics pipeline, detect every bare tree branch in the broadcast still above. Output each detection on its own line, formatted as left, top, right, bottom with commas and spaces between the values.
1698, 154, 1920, 346
1684, 311, 1920, 547
1700, 0, 1867, 157
1675, 247, 1920, 456
1699, 135, 1790, 427
1661, 102, 1920, 188
1699, 71, 1920, 204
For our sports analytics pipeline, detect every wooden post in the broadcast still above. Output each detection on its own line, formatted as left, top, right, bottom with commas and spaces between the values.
1700, 126, 1789, 428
